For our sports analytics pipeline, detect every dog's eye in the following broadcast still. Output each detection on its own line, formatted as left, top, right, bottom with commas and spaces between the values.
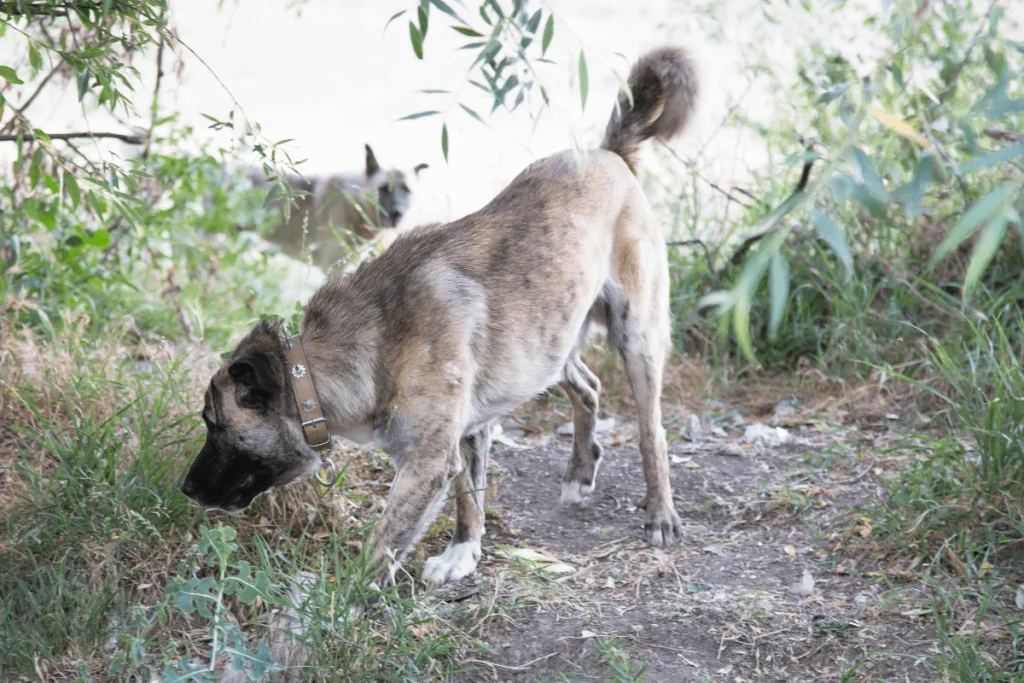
398, 183, 409, 193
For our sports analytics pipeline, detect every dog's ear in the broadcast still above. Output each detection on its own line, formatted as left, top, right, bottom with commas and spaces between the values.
229, 352, 282, 409
365, 144, 381, 178
414, 162, 429, 177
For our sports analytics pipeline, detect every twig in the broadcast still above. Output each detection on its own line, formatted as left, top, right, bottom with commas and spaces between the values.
0, 60, 63, 134
795, 635, 834, 661
60, 138, 100, 173
732, 186, 764, 205
0, 131, 145, 144
728, 152, 816, 267
0, 0, 131, 16
658, 141, 761, 208
667, 238, 718, 285
983, 128, 1022, 143
923, 131, 969, 198
463, 652, 557, 671
935, 0, 1000, 104
834, 459, 876, 485
141, 10, 168, 161
794, 154, 813, 192
0, 1, 70, 15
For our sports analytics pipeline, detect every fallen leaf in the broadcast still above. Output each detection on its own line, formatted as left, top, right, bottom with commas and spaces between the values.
716, 664, 734, 674
703, 545, 726, 557
853, 517, 873, 537
1015, 585, 1024, 611
784, 545, 797, 559
979, 561, 994, 578
580, 630, 597, 639
499, 547, 575, 574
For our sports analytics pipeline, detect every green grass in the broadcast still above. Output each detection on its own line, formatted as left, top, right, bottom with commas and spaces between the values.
848, 317, 1024, 680
0, 355, 198, 675
541, 636, 649, 683
0, 328, 475, 681
1, 0, 1022, 678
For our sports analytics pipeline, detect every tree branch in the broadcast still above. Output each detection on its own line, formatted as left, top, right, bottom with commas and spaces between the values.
0, 2, 70, 16
728, 153, 817, 267
983, 128, 1022, 143
0, 1, 127, 17
667, 238, 717, 285
657, 140, 761, 208
0, 59, 63, 134
140, 12, 167, 161
935, 0, 1000, 104
0, 130, 145, 144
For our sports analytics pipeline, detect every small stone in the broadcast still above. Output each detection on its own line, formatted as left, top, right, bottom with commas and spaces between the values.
716, 443, 745, 457
744, 422, 792, 446
789, 569, 816, 596
772, 398, 799, 423
682, 414, 703, 441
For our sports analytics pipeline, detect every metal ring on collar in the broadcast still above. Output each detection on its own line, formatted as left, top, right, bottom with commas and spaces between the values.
314, 458, 340, 488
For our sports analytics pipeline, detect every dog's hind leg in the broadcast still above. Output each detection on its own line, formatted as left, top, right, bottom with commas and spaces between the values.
560, 355, 604, 505
422, 424, 492, 585
606, 243, 682, 549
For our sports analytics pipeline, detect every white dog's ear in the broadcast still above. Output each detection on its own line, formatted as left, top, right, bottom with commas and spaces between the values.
414, 163, 429, 177
365, 144, 381, 178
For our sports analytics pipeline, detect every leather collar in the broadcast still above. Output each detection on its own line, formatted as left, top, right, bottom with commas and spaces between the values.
282, 334, 332, 454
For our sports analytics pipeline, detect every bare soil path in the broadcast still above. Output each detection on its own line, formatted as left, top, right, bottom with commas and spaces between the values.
423, 403, 939, 682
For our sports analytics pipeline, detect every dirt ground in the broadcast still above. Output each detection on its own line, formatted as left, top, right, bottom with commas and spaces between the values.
417, 396, 942, 683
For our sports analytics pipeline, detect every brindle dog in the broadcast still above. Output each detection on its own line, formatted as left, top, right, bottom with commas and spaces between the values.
182, 45, 699, 587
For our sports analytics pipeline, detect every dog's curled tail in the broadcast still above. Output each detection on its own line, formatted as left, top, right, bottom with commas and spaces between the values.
601, 45, 698, 176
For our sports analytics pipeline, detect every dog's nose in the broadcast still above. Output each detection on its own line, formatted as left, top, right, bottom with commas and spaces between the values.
180, 477, 198, 499
389, 211, 402, 225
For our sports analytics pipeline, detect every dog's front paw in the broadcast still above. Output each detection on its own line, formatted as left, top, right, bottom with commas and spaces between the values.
561, 442, 603, 505
422, 540, 481, 586
644, 505, 683, 549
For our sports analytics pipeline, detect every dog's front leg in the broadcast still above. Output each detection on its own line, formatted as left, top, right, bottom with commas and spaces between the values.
422, 424, 492, 586
365, 439, 461, 587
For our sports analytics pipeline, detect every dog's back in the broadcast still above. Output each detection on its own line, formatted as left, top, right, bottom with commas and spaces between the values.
312, 46, 699, 432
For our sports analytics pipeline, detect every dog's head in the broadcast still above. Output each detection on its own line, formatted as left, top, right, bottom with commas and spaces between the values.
364, 143, 428, 228
181, 320, 320, 513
